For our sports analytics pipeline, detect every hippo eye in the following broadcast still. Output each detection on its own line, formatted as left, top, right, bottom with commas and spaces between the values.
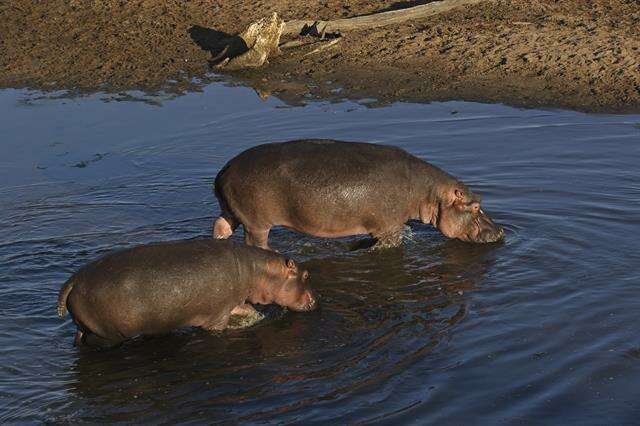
467, 202, 481, 215
302, 271, 310, 280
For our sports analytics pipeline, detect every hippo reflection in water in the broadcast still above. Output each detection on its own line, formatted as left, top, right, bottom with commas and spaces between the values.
213, 140, 504, 249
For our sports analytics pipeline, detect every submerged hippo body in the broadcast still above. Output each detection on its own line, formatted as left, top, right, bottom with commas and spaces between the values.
213, 140, 503, 249
57, 239, 316, 348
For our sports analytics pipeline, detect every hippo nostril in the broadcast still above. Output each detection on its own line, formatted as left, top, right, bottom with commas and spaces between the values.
477, 226, 504, 243
489, 227, 504, 242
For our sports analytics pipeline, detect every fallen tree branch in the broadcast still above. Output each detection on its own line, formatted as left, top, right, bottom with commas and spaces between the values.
303, 38, 342, 56
283, 0, 489, 36
279, 39, 323, 49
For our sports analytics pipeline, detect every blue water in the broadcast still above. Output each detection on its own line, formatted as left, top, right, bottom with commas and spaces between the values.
1, 84, 639, 423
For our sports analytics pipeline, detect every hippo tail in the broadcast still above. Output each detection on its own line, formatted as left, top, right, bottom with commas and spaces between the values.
57, 278, 75, 317
214, 162, 238, 219
214, 162, 230, 202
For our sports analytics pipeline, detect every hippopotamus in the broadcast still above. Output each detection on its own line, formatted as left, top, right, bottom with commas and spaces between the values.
57, 239, 317, 348
213, 139, 503, 249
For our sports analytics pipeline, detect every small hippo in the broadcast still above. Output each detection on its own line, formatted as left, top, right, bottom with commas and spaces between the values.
57, 239, 317, 348
213, 139, 503, 249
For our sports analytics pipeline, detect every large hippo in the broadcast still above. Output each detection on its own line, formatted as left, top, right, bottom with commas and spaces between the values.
213, 139, 503, 249
57, 239, 317, 348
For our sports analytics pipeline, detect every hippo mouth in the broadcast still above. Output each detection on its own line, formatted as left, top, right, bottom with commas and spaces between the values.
468, 214, 504, 243
475, 227, 505, 243
292, 296, 318, 312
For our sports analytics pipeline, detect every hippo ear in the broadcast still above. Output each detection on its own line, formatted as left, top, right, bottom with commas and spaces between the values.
285, 258, 296, 270
451, 188, 471, 206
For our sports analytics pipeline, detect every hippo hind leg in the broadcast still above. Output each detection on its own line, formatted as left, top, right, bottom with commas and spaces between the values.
213, 215, 239, 239
80, 331, 123, 349
74, 329, 84, 346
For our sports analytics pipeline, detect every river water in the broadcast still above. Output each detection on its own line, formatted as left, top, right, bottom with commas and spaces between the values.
1, 84, 639, 424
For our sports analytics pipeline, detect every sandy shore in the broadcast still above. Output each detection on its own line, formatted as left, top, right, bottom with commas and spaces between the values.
1, 0, 639, 111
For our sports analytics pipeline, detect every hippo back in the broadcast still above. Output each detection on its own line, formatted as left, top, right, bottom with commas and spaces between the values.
215, 139, 454, 234
65, 240, 262, 337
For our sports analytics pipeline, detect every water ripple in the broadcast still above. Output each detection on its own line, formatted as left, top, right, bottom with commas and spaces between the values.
1, 86, 639, 423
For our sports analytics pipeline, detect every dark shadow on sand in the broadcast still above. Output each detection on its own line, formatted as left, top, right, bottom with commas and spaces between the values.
375, 0, 437, 13
188, 25, 249, 67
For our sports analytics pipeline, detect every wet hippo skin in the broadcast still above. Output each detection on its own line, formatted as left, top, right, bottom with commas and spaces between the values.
57, 239, 317, 348
213, 139, 503, 249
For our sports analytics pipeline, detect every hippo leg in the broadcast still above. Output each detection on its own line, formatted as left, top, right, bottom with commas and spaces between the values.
243, 226, 271, 250
213, 215, 238, 239
202, 315, 231, 332
74, 330, 84, 346
371, 227, 404, 250
228, 303, 264, 329
82, 332, 122, 349
230, 303, 259, 317
348, 238, 377, 251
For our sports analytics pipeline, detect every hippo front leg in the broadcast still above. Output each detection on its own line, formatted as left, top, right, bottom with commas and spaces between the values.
371, 228, 404, 250
243, 226, 271, 250
202, 314, 231, 332
230, 303, 259, 317
228, 303, 264, 329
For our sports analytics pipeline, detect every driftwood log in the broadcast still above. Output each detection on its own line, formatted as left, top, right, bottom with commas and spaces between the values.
216, 0, 490, 69
216, 13, 285, 70
283, 0, 489, 37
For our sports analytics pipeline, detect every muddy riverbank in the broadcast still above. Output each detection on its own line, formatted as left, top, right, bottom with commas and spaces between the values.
1, 0, 639, 111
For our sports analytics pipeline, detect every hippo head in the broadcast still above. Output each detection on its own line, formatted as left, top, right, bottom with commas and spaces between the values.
251, 258, 318, 312
422, 185, 504, 244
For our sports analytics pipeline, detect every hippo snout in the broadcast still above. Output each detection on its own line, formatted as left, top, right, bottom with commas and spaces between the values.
472, 209, 504, 243
296, 289, 319, 312
479, 225, 504, 243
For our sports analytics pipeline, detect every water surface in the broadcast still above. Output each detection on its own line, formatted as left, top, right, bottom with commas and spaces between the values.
1, 85, 639, 424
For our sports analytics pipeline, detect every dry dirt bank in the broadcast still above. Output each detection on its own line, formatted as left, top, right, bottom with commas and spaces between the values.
1, 0, 639, 111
